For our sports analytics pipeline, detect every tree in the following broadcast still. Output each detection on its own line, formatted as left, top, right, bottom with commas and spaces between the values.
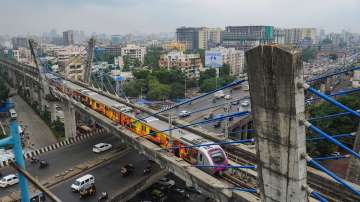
220, 64, 231, 77
147, 77, 171, 100
123, 80, 142, 97
170, 82, 185, 99
307, 94, 360, 156
0, 80, 9, 105
302, 48, 317, 62
199, 68, 216, 86
152, 69, 185, 85
133, 69, 150, 80
144, 47, 164, 68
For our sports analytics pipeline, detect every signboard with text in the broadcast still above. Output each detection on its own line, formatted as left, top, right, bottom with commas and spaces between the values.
205, 51, 223, 68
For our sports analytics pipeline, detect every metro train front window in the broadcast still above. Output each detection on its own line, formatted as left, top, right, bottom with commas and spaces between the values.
210, 150, 225, 163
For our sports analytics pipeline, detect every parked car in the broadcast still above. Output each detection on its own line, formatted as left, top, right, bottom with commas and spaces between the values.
92, 143, 112, 153
179, 110, 191, 118
0, 174, 19, 188
157, 178, 175, 188
121, 164, 135, 176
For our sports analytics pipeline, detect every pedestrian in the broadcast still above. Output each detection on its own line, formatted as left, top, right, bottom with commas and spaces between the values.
237, 106, 240, 112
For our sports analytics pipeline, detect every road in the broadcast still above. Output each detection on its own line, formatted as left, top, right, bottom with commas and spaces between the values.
0, 133, 122, 198
50, 149, 161, 202
171, 87, 251, 134
12, 94, 57, 149
130, 173, 209, 202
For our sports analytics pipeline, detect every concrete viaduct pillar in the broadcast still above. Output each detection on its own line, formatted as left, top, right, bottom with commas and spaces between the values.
346, 123, 360, 185
63, 100, 76, 139
246, 45, 307, 201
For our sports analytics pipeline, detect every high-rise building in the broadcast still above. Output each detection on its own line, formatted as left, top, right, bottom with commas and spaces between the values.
63, 30, 75, 46
283, 28, 317, 45
222, 26, 274, 50
176, 27, 199, 51
176, 27, 223, 51
121, 44, 146, 64
205, 47, 245, 76
11, 37, 29, 49
111, 35, 122, 46
159, 51, 204, 78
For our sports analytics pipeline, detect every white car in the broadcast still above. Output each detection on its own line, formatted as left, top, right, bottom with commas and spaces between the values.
0, 174, 19, 188
224, 95, 232, 100
157, 178, 175, 188
92, 143, 112, 153
179, 110, 191, 118
241, 101, 250, 107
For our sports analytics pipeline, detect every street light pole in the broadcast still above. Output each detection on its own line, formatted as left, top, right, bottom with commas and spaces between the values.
184, 76, 187, 98
225, 102, 230, 139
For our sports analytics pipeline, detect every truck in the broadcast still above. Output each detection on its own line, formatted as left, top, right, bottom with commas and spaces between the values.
214, 90, 225, 99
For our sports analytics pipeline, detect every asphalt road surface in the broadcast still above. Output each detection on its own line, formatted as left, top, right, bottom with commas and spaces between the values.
0, 133, 122, 198
171, 88, 251, 134
50, 149, 161, 202
12, 94, 57, 149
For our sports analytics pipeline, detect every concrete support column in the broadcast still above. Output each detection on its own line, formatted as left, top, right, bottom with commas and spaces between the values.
50, 102, 58, 123
63, 100, 76, 139
246, 45, 307, 201
346, 123, 360, 185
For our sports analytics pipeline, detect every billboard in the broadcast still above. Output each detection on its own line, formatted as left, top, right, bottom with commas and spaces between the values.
205, 51, 223, 68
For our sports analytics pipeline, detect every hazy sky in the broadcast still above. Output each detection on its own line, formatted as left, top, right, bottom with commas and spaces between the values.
1, 0, 359, 35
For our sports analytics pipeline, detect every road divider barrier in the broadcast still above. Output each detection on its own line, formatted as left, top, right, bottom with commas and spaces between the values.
0, 128, 107, 168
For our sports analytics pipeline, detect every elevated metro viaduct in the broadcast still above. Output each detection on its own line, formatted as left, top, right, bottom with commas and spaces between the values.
1, 48, 359, 201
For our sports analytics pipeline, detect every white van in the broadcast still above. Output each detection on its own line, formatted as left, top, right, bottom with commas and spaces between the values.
0, 174, 19, 188
70, 174, 95, 192
9, 109, 17, 119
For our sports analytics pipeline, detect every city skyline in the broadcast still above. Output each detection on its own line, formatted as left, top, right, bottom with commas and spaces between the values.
1, 0, 360, 35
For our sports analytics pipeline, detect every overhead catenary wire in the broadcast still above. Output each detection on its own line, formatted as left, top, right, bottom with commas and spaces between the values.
305, 154, 360, 197
162, 138, 254, 151
304, 121, 360, 160
308, 110, 359, 122
303, 83, 360, 118
137, 111, 250, 141
306, 133, 355, 141
312, 154, 350, 161
306, 66, 360, 83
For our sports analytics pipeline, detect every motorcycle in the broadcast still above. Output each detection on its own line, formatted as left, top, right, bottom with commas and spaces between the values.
39, 160, 49, 169
143, 166, 151, 175
98, 191, 108, 201
30, 157, 39, 164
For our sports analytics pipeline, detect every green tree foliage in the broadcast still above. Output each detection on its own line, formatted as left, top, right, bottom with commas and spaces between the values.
0, 79, 9, 104
199, 68, 216, 85
307, 94, 360, 156
147, 77, 171, 100
302, 48, 318, 62
144, 47, 164, 68
220, 64, 231, 77
170, 82, 185, 99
